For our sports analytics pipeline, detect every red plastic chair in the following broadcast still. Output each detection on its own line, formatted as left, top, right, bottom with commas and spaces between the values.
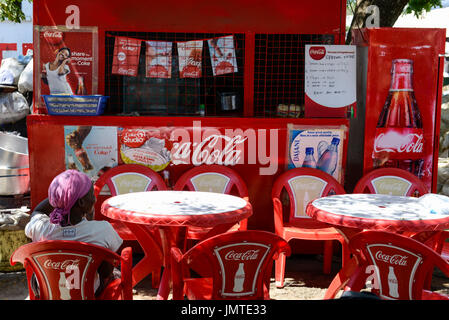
353, 167, 428, 196
272, 167, 350, 287
170, 230, 290, 300
173, 164, 249, 240
10, 240, 133, 300
324, 231, 449, 300
94, 164, 166, 288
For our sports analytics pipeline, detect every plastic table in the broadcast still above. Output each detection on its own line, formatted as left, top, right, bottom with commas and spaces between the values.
306, 193, 449, 298
101, 190, 252, 300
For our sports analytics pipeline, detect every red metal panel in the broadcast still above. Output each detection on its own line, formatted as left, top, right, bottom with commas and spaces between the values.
34, 0, 345, 36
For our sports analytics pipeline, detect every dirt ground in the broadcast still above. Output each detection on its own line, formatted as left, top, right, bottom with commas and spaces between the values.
1, 254, 449, 300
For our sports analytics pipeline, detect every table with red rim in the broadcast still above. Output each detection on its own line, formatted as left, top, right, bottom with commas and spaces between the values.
101, 190, 252, 300
306, 193, 449, 298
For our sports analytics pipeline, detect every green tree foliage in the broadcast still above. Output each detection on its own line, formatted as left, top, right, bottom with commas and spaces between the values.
0, 0, 30, 22
346, 0, 442, 43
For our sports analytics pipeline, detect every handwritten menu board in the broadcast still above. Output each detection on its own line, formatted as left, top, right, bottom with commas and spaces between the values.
304, 45, 356, 118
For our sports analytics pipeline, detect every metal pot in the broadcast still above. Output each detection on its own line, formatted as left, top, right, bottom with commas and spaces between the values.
0, 132, 28, 168
0, 167, 30, 195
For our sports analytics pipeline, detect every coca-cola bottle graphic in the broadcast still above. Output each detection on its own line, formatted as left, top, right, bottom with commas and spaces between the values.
76, 76, 87, 95
387, 266, 399, 298
233, 263, 245, 292
301, 147, 316, 168
373, 59, 424, 178
317, 138, 339, 175
59, 272, 71, 300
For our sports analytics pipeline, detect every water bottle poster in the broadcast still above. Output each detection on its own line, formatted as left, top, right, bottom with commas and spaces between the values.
34, 26, 98, 112
64, 126, 118, 181
287, 125, 346, 182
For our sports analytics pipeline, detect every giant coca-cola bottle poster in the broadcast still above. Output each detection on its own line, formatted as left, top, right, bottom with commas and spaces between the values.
35, 26, 98, 113
360, 28, 446, 191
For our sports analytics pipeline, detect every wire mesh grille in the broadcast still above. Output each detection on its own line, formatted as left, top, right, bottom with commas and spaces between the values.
104, 32, 334, 117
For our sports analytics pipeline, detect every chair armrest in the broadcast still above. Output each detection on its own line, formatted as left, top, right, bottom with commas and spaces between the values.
273, 197, 284, 235
171, 247, 185, 300
120, 246, 133, 300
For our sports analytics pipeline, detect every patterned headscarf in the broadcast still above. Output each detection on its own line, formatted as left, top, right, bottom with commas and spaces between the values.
48, 170, 92, 226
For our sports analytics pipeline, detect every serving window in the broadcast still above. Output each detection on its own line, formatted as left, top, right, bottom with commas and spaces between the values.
103, 31, 334, 117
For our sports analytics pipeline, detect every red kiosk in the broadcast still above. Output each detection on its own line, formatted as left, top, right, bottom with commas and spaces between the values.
28, 0, 350, 236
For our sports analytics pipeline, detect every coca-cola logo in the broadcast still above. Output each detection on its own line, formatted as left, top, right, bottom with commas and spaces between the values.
375, 251, 408, 266
374, 131, 424, 156
225, 249, 259, 261
43, 30, 64, 45
309, 46, 326, 60
43, 259, 80, 271
171, 134, 247, 166
121, 129, 147, 148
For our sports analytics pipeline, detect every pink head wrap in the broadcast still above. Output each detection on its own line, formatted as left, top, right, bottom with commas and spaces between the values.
48, 170, 92, 226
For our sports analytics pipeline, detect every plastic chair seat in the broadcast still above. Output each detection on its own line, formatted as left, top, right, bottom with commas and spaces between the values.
282, 222, 345, 241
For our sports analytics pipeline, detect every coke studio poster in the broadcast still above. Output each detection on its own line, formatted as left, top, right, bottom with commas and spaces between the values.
34, 26, 98, 112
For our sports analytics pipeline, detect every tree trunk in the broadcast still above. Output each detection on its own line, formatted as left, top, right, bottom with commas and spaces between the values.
346, 0, 409, 44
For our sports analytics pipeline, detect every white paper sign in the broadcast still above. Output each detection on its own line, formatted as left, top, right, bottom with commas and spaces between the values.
305, 45, 356, 108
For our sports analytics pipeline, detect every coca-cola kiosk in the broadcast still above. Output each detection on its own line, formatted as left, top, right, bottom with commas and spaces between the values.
348, 28, 446, 192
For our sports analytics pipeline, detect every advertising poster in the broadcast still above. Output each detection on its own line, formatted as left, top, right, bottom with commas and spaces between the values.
304, 44, 356, 118
177, 40, 203, 78
145, 41, 173, 78
287, 124, 347, 182
35, 26, 98, 111
64, 126, 118, 180
111, 36, 142, 77
118, 127, 173, 172
207, 35, 238, 76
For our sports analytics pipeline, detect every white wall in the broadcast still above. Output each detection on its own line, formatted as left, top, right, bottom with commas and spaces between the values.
0, 1, 33, 59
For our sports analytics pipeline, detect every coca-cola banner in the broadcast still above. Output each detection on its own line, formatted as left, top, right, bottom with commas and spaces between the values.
145, 41, 172, 78
304, 44, 356, 118
111, 36, 142, 77
118, 121, 279, 176
287, 124, 347, 183
177, 40, 203, 78
34, 26, 98, 112
207, 35, 238, 76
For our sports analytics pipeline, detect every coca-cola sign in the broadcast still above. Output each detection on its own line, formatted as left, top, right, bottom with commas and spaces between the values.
225, 249, 259, 261
43, 259, 80, 271
43, 30, 64, 45
375, 251, 408, 266
373, 128, 424, 159
309, 46, 326, 60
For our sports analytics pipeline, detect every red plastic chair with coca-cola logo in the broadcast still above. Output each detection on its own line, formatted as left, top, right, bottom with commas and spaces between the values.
174, 164, 249, 241
271, 167, 350, 287
10, 240, 133, 300
324, 231, 449, 300
170, 230, 290, 300
353, 167, 428, 196
94, 163, 166, 288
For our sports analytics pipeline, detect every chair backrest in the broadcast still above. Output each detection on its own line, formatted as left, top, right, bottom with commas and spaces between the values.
10, 240, 122, 300
173, 164, 248, 199
94, 164, 167, 220
353, 168, 428, 196
348, 231, 449, 300
271, 167, 345, 222
177, 230, 290, 300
